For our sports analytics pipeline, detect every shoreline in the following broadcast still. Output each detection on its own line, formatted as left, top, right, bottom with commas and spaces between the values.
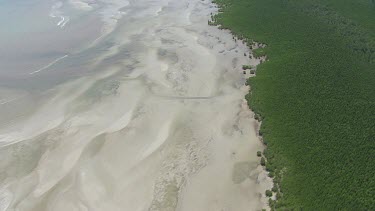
209, 1, 275, 210
1, 0, 277, 210
207, 0, 375, 210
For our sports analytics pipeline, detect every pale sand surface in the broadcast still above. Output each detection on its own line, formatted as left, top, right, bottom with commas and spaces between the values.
0, 0, 272, 210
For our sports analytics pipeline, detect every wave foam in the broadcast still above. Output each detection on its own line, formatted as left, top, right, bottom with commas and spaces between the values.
49, 1, 70, 28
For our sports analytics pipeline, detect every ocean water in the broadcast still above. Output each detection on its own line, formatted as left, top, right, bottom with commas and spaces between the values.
0, 0, 126, 126
0, 0, 271, 210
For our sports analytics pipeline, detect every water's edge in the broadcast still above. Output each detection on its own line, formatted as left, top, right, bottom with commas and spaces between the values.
1, 0, 273, 210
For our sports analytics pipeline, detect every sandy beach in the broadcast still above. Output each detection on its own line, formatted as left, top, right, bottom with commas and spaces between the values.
0, 0, 272, 210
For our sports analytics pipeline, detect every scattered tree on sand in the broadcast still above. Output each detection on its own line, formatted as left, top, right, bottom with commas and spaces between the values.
266, 190, 273, 197
261, 157, 266, 166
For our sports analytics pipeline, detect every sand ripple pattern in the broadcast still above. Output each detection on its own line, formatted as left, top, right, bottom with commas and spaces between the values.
0, 0, 271, 210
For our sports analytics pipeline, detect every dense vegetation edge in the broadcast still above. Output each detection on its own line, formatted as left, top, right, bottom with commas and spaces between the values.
211, 0, 375, 210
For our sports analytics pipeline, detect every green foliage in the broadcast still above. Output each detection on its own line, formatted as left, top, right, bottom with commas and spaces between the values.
269, 198, 276, 210
213, 0, 375, 210
257, 151, 262, 157
265, 163, 275, 173
266, 190, 273, 197
276, 192, 282, 200
269, 172, 275, 178
253, 113, 261, 121
260, 157, 266, 166
252, 48, 266, 58
242, 65, 252, 70
272, 186, 278, 193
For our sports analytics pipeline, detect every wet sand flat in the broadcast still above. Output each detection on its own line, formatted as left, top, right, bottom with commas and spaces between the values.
0, 0, 271, 210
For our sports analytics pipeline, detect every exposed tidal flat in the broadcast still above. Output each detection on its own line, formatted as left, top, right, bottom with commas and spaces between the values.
0, 0, 271, 210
